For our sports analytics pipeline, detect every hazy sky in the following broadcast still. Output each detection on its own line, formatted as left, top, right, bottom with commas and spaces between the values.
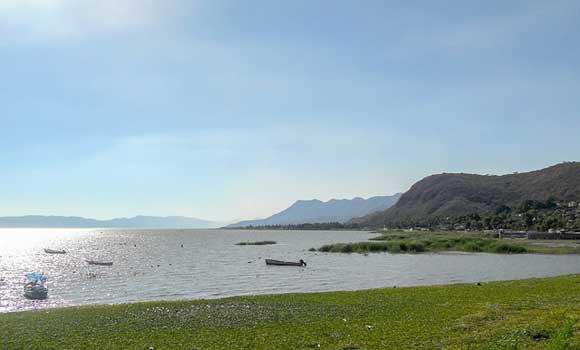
1, 0, 580, 221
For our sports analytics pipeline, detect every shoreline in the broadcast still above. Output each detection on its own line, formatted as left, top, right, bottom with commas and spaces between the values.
2, 274, 579, 349
4, 264, 580, 315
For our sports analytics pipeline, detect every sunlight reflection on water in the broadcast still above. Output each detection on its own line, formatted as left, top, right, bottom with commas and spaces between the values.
2, 228, 580, 313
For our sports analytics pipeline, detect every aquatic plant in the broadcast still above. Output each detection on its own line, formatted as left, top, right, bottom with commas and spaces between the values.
316, 232, 530, 254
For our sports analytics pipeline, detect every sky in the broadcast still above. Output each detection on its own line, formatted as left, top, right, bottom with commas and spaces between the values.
1, 0, 580, 222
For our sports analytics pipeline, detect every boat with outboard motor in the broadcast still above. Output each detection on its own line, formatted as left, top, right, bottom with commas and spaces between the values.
265, 259, 307, 266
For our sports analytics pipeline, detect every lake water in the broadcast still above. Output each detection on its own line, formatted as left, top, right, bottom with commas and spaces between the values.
2, 228, 580, 313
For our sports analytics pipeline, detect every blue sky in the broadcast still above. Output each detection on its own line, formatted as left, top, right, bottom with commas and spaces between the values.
1, 0, 580, 221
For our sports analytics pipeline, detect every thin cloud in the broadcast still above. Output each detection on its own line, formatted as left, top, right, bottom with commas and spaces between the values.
436, 1, 580, 50
0, 0, 170, 41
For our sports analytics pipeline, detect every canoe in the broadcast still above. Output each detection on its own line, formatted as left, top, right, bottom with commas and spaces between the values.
44, 248, 66, 254
86, 260, 113, 266
265, 259, 307, 266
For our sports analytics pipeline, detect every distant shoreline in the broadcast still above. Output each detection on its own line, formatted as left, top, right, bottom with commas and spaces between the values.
0, 215, 221, 229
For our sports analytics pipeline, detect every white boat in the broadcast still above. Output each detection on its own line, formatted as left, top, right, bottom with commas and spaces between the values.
86, 259, 113, 266
44, 248, 66, 254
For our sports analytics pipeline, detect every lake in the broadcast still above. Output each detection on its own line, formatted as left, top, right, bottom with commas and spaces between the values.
2, 228, 580, 313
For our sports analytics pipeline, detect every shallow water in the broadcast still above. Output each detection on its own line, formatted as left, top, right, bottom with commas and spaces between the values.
1, 228, 580, 313
527, 241, 580, 248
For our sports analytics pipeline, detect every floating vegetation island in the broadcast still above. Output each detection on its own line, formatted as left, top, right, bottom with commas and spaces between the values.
313, 231, 580, 255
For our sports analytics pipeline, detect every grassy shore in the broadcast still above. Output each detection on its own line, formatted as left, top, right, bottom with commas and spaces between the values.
1, 275, 580, 349
236, 240, 277, 246
315, 231, 580, 255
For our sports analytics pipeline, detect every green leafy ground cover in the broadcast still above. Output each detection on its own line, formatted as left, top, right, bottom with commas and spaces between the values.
1, 275, 579, 349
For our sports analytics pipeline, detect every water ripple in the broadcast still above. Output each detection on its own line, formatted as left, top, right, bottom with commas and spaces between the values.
2, 228, 580, 313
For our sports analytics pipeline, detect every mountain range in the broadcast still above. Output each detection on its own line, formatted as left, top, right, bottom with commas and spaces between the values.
357, 162, 580, 227
0, 215, 220, 229
5, 163, 577, 230
227, 194, 401, 228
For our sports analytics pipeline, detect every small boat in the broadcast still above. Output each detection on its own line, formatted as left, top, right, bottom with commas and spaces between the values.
24, 282, 48, 300
265, 259, 307, 267
23, 273, 48, 300
44, 248, 66, 254
86, 260, 113, 266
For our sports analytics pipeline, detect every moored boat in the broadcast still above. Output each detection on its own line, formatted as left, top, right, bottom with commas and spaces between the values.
44, 248, 66, 254
265, 259, 307, 266
86, 260, 113, 266
23, 273, 48, 300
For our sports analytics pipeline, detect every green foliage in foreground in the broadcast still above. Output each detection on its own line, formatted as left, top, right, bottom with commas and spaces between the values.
1, 275, 580, 350
236, 240, 277, 245
317, 231, 529, 254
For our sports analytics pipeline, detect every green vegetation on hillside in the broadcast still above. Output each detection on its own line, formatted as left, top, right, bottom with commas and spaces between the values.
314, 231, 580, 255
236, 240, 277, 245
359, 162, 580, 230
456, 198, 580, 232
1, 275, 579, 349
377, 199, 580, 232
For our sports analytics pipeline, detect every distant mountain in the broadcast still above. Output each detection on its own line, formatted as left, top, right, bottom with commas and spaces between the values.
357, 162, 580, 227
227, 194, 401, 228
0, 215, 220, 229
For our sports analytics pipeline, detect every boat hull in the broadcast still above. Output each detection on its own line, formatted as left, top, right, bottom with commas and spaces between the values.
265, 259, 305, 266
44, 249, 66, 254
86, 260, 113, 266
24, 285, 48, 300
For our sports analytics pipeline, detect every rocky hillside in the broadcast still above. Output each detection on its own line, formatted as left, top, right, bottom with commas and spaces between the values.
228, 194, 401, 228
358, 162, 580, 227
